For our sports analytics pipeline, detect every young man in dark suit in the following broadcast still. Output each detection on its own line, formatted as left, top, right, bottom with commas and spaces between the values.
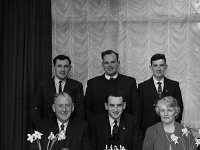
32, 55, 84, 130
138, 53, 183, 137
89, 90, 143, 150
30, 92, 92, 150
85, 50, 139, 120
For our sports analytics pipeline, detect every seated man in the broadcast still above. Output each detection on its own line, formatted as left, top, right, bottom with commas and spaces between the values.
30, 92, 92, 150
89, 90, 143, 150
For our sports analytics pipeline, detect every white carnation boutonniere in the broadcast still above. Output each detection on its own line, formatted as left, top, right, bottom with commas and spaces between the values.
181, 126, 191, 137
170, 133, 179, 144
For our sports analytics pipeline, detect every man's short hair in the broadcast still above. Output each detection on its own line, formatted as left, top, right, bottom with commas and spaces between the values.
101, 50, 119, 61
54, 92, 74, 103
53, 55, 71, 65
105, 89, 125, 103
150, 53, 166, 65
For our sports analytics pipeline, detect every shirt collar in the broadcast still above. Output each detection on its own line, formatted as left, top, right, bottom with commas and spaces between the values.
54, 76, 66, 85
57, 119, 68, 131
108, 115, 120, 126
153, 76, 164, 85
105, 73, 118, 80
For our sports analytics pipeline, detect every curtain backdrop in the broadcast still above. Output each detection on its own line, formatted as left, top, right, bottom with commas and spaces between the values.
0, 0, 52, 149
52, 0, 200, 129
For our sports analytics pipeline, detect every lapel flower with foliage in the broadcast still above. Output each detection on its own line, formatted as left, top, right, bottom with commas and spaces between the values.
182, 126, 191, 137
195, 138, 200, 147
27, 130, 66, 150
170, 133, 179, 144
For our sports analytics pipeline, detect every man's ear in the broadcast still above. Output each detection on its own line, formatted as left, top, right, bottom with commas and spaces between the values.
52, 104, 55, 112
149, 64, 152, 71
72, 103, 74, 112
123, 102, 126, 110
104, 102, 108, 110
165, 64, 168, 70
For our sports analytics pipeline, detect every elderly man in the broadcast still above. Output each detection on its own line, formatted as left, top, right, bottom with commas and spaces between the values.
33, 92, 92, 150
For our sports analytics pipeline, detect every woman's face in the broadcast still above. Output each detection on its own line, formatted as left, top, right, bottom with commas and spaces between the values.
159, 103, 176, 125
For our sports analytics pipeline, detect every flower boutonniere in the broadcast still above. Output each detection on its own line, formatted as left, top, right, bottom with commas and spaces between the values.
181, 126, 191, 137
170, 133, 179, 144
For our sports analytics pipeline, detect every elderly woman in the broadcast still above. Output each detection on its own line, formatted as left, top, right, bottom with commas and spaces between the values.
143, 96, 197, 150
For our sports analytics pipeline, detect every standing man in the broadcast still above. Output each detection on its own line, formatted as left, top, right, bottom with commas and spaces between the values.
32, 55, 84, 130
89, 90, 143, 150
84, 50, 139, 120
138, 53, 183, 137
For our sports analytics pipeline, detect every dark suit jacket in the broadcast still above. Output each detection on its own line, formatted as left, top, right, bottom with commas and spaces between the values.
84, 74, 139, 120
143, 122, 197, 150
89, 113, 143, 150
31, 77, 84, 130
30, 116, 93, 150
138, 77, 183, 136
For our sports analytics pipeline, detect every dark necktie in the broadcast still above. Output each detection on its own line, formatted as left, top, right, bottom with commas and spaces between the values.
60, 124, 65, 131
157, 82, 162, 98
59, 80, 62, 93
110, 77, 114, 81
112, 120, 118, 137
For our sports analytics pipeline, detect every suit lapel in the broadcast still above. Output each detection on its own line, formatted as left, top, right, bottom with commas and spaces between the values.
118, 114, 127, 146
65, 118, 74, 148
149, 77, 160, 103
99, 115, 111, 147
163, 77, 170, 97
156, 123, 169, 149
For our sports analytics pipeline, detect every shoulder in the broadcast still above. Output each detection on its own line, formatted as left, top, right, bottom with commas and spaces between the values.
118, 74, 136, 81
138, 78, 152, 87
66, 78, 83, 87
72, 119, 89, 128
39, 78, 54, 85
89, 114, 107, 122
164, 77, 179, 85
147, 122, 162, 133
87, 74, 104, 83
123, 113, 138, 121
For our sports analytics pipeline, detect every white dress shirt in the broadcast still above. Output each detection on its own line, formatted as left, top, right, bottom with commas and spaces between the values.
54, 77, 66, 93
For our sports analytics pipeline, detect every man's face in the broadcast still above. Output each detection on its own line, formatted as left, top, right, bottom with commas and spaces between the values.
105, 96, 126, 120
54, 59, 71, 80
52, 95, 74, 123
150, 59, 167, 81
102, 53, 119, 76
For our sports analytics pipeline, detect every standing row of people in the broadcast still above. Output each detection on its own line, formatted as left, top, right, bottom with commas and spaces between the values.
30, 50, 197, 150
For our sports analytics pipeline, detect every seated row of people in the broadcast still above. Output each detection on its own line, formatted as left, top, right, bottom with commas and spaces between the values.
29, 91, 198, 150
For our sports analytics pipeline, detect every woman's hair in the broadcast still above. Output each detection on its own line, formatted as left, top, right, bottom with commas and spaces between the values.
155, 96, 181, 119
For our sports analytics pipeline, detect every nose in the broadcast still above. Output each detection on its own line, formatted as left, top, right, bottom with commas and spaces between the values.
164, 110, 168, 116
114, 106, 118, 111
62, 106, 67, 112
61, 66, 65, 71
